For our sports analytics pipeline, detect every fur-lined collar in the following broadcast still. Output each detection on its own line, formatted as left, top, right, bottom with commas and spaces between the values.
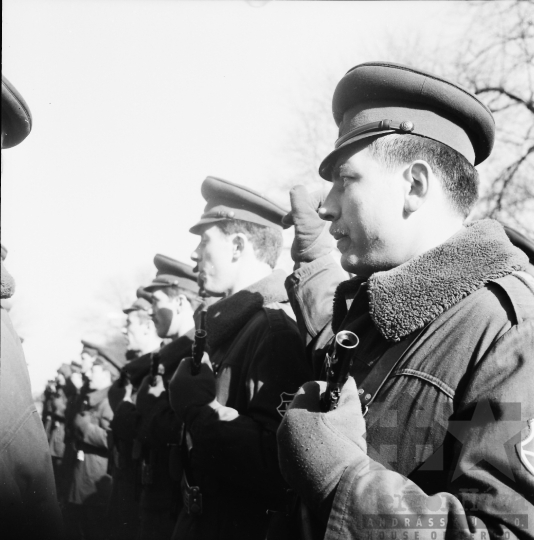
333, 220, 527, 342
206, 269, 288, 349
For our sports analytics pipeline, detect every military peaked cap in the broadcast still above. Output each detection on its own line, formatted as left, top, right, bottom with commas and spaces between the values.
189, 176, 288, 234
123, 286, 153, 314
144, 254, 199, 294
1, 75, 32, 149
123, 297, 152, 315
81, 339, 100, 356
82, 339, 127, 372
319, 62, 495, 180
57, 363, 73, 379
136, 286, 153, 302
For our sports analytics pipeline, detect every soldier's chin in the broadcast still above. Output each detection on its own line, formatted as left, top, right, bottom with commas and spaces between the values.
201, 279, 224, 297
340, 252, 368, 277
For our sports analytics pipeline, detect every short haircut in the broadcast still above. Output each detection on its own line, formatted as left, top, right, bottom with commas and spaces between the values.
159, 285, 203, 311
216, 219, 283, 268
367, 134, 479, 218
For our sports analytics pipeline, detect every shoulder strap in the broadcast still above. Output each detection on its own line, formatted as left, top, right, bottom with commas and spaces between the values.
357, 272, 534, 417
490, 271, 534, 324
358, 325, 428, 416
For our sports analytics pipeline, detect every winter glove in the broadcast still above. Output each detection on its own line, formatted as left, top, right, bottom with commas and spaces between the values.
136, 374, 166, 415
169, 355, 216, 424
277, 377, 367, 511
73, 412, 92, 436
108, 378, 132, 413
282, 185, 334, 264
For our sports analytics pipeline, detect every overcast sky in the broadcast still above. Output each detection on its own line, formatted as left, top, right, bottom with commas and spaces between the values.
2, 0, 473, 394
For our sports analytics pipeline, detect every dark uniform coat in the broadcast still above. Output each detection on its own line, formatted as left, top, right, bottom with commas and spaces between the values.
48, 387, 68, 459
173, 270, 312, 540
285, 220, 534, 539
0, 306, 64, 540
67, 387, 113, 507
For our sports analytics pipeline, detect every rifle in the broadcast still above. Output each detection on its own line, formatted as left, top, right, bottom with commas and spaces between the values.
149, 351, 163, 387
190, 310, 207, 376
320, 330, 359, 412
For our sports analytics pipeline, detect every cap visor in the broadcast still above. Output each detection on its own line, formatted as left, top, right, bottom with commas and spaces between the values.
319, 129, 396, 180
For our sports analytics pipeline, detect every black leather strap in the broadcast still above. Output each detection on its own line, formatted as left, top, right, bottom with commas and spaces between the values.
358, 325, 428, 416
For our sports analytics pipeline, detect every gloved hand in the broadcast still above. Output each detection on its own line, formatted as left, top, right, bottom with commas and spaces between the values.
73, 412, 92, 435
169, 354, 216, 424
70, 372, 83, 390
136, 373, 166, 415
277, 377, 367, 511
108, 378, 133, 413
282, 185, 334, 264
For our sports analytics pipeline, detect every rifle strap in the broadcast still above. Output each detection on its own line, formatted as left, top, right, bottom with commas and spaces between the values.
358, 324, 429, 416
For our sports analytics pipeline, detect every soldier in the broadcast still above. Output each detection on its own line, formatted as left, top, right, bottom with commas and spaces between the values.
134, 256, 203, 540
107, 289, 159, 540
123, 288, 161, 359
65, 344, 126, 540
47, 364, 74, 493
60, 340, 102, 504
169, 177, 312, 540
0, 75, 64, 540
277, 62, 534, 539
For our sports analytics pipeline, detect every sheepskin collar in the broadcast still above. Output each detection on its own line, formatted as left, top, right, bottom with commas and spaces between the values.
1, 261, 15, 299
206, 269, 288, 349
333, 220, 527, 342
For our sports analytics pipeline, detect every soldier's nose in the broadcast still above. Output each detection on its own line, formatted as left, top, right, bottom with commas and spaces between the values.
318, 206, 335, 222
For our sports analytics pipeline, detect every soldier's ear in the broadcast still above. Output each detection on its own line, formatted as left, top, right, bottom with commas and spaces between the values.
403, 160, 431, 214
176, 293, 191, 309
231, 233, 246, 260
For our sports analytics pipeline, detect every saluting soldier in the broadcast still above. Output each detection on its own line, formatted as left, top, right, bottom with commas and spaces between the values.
277, 62, 534, 539
1, 75, 64, 540
169, 177, 312, 540
65, 343, 126, 540
60, 340, 101, 504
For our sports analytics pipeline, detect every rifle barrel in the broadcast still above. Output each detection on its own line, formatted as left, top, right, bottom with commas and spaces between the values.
320, 330, 359, 412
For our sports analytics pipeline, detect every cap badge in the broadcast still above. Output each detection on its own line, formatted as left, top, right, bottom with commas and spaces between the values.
400, 121, 415, 133
216, 210, 235, 219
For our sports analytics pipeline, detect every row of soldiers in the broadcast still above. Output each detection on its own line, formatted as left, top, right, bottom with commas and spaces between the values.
4, 59, 534, 540
39, 174, 313, 540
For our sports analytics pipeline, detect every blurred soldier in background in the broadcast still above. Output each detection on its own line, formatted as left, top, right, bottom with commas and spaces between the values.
60, 340, 101, 505
169, 177, 312, 540
0, 75, 64, 540
44, 363, 75, 493
64, 344, 126, 540
107, 287, 158, 540
122, 287, 161, 359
